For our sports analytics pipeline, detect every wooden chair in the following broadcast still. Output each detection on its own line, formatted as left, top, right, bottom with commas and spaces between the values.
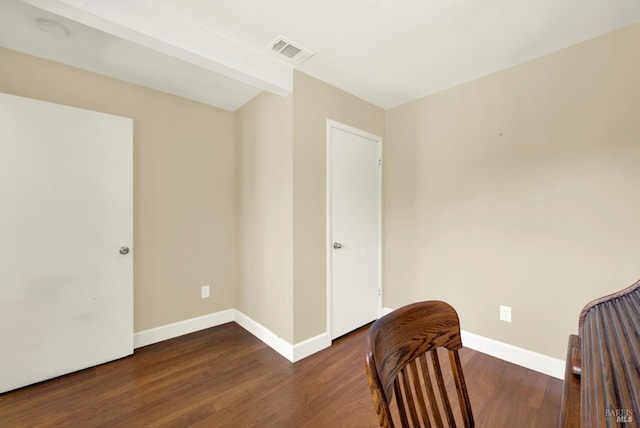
365, 301, 474, 428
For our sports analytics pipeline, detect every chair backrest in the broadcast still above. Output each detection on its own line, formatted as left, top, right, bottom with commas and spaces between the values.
365, 301, 474, 428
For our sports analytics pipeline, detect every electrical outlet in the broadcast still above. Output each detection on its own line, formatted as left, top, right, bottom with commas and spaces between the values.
201, 285, 210, 299
499, 305, 512, 322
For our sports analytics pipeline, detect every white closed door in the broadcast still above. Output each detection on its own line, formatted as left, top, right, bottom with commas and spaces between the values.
0, 92, 133, 394
328, 120, 381, 339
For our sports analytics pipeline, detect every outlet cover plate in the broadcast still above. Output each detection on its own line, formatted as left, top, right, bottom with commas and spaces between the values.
500, 305, 512, 322
201, 285, 210, 299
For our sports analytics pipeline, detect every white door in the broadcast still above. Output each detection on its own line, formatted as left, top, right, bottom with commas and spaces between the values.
327, 120, 381, 339
0, 92, 133, 394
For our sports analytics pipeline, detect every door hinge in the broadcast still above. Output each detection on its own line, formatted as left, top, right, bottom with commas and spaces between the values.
377, 288, 381, 296
378, 158, 381, 166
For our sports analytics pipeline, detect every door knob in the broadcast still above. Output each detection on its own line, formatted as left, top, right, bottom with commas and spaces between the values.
119, 246, 130, 255
333, 242, 343, 249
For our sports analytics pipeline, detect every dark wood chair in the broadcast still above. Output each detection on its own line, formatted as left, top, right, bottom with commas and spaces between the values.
365, 301, 474, 428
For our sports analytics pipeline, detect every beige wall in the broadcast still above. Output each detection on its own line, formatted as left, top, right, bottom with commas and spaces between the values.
0, 47, 237, 332
233, 72, 385, 344
384, 24, 640, 359
5, 23, 636, 360
0, 47, 385, 346
292, 71, 385, 342
235, 91, 294, 342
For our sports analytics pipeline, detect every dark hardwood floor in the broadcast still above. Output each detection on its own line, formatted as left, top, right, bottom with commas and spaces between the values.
0, 322, 562, 427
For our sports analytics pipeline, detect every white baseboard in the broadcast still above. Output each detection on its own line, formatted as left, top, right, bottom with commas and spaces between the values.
134, 309, 235, 348
233, 310, 331, 362
135, 307, 564, 378
293, 332, 331, 362
381, 306, 394, 316
233, 310, 296, 361
381, 307, 564, 379
460, 330, 564, 379
134, 308, 330, 363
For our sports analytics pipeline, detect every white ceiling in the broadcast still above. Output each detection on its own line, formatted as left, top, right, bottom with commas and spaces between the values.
2, 0, 639, 111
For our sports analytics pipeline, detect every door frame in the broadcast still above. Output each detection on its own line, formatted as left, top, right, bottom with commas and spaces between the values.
326, 119, 382, 340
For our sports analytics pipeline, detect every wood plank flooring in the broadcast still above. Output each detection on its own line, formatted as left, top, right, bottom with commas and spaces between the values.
0, 322, 562, 427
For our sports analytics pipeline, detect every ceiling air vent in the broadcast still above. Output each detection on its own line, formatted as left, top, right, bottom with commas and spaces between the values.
270, 36, 314, 65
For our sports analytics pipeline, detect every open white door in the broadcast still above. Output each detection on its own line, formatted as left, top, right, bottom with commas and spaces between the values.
327, 120, 381, 339
0, 92, 133, 394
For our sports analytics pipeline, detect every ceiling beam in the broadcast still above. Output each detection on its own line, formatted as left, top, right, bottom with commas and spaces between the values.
21, 0, 293, 96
